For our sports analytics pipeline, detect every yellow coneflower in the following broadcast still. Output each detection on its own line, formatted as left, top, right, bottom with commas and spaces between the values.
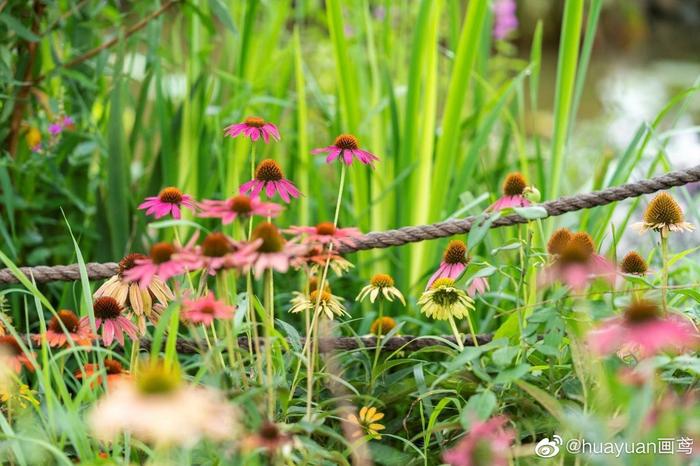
289, 290, 347, 320
370, 316, 397, 336
418, 278, 476, 349
346, 406, 385, 440
620, 251, 649, 275
356, 273, 406, 305
94, 253, 174, 332
634, 192, 695, 237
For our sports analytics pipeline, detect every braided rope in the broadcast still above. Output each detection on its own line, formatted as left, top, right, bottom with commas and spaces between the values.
1, 165, 699, 284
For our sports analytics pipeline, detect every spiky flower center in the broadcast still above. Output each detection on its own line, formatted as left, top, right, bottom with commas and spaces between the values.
624, 300, 660, 324
315, 222, 336, 236
502, 172, 527, 196
443, 240, 468, 265
202, 233, 231, 257
334, 134, 359, 150
643, 192, 684, 225
199, 305, 216, 315
150, 242, 175, 265
429, 279, 460, 306
570, 232, 596, 256
0, 335, 22, 356
370, 316, 397, 335
136, 364, 180, 396
371, 273, 395, 288
244, 116, 265, 128
230, 195, 253, 214
158, 187, 184, 204
118, 253, 147, 275
252, 222, 284, 253
559, 241, 592, 264
309, 290, 332, 304
621, 251, 648, 275
93, 297, 122, 320
49, 310, 80, 333
255, 159, 284, 182
547, 228, 573, 255
104, 359, 124, 375
259, 422, 280, 440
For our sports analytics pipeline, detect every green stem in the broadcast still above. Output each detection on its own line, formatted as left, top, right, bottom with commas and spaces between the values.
448, 316, 464, 351
660, 232, 669, 314
264, 268, 275, 419
465, 312, 479, 347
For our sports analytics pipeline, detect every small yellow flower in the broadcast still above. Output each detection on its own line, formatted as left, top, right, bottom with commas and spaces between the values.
634, 192, 695, 237
347, 406, 385, 440
418, 278, 473, 321
25, 127, 41, 149
356, 273, 405, 305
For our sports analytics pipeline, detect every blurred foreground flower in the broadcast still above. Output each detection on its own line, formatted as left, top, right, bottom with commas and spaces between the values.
588, 300, 699, 358
89, 362, 237, 447
240, 159, 300, 203
235, 223, 308, 278
242, 421, 293, 455
357, 273, 405, 305
286, 222, 361, 249
540, 231, 615, 291
312, 134, 380, 167
182, 292, 236, 326
224, 117, 280, 143
138, 187, 195, 220
370, 316, 397, 336
76, 359, 129, 389
123, 242, 188, 288
347, 406, 385, 440
32, 309, 94, 347
0, 336, 34, 373
634, 192, 695, 237
492, 0, 518, 40
443, 416, 515, 466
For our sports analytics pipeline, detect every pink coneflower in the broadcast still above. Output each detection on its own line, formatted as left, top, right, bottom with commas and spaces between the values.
123, 242, 188, 288
492, 0, 518, 40
427, 240, 469, 289
443, 416, 515, 466
179, 232, 240, 275
487, 172, 536, 211
76, 359, 130, 389
290, 245, 354, 276
466, 276, 490, 297
285, 222, 361, 248
224, 117, 280, 143
240, 159, 300, 203
588, 300, 699, 359
312, 134, 380, 167
83, 297, 139, 347
539, 231, 615, 291
32, 310, 94, 347
0, 335, 34, 373
233, 222, 307, 278
138, 187, 196, 220
182, 292, 236, 326
199, 194, 283, 224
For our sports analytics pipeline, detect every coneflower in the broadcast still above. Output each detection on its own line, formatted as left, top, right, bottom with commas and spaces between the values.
356, 273, 406, 305
426, 240, 470, 289
487, 172, 534, 211
312, 134, 380, 167
286, 222, 362, 249
620, 251, 649, 276
33, 309, 94, 347
198, 194, 283, 224
224, 117, 280, 143
138, 187, 196, 220
289, 289, 347, 320
540, 231, 615, 291
634, 192, 695, 237
84, 297, 139, 347
240, 159, 300, 203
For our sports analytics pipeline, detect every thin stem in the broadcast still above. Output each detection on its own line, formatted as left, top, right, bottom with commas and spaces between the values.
264, 268, 275, 419
660, 232, 669, 314
448, 317, 464, 351
465, 312, 479, 347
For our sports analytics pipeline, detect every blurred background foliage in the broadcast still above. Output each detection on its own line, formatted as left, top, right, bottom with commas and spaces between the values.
1, 0, 699, 295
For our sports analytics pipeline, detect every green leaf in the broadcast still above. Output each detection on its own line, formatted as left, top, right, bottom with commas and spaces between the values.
492, 346, 519, 367
513, 205, 548, 220
0, 13, 40, 41
494, 363, 530, 384
209, 0, 237, 34
462, 389, 497, 425
515, 379, 566, 422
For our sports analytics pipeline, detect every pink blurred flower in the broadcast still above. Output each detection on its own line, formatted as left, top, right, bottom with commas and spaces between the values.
198, 194, 283, 224
177, 232, 241, 276
588, 300, 699, 358
138, 187, 196, 220
427, 240, 469, 289
539, 232, 615, 291
48, 122, 63, 135
285, 222, 361, 248
83, 297, 140, 347
443, 416, 515, 466
32, 310, 94, 347
233, 223, 307, 278
467, 276, 490, 297
312, 134, 379, 167
493, 0, 518, 40
224, 117, 280, 143
487, 172, 532, 211
240, 159, 300, 203
123, 242, 189, 288
182, 292, 236, 326
0, 335, 34, 373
